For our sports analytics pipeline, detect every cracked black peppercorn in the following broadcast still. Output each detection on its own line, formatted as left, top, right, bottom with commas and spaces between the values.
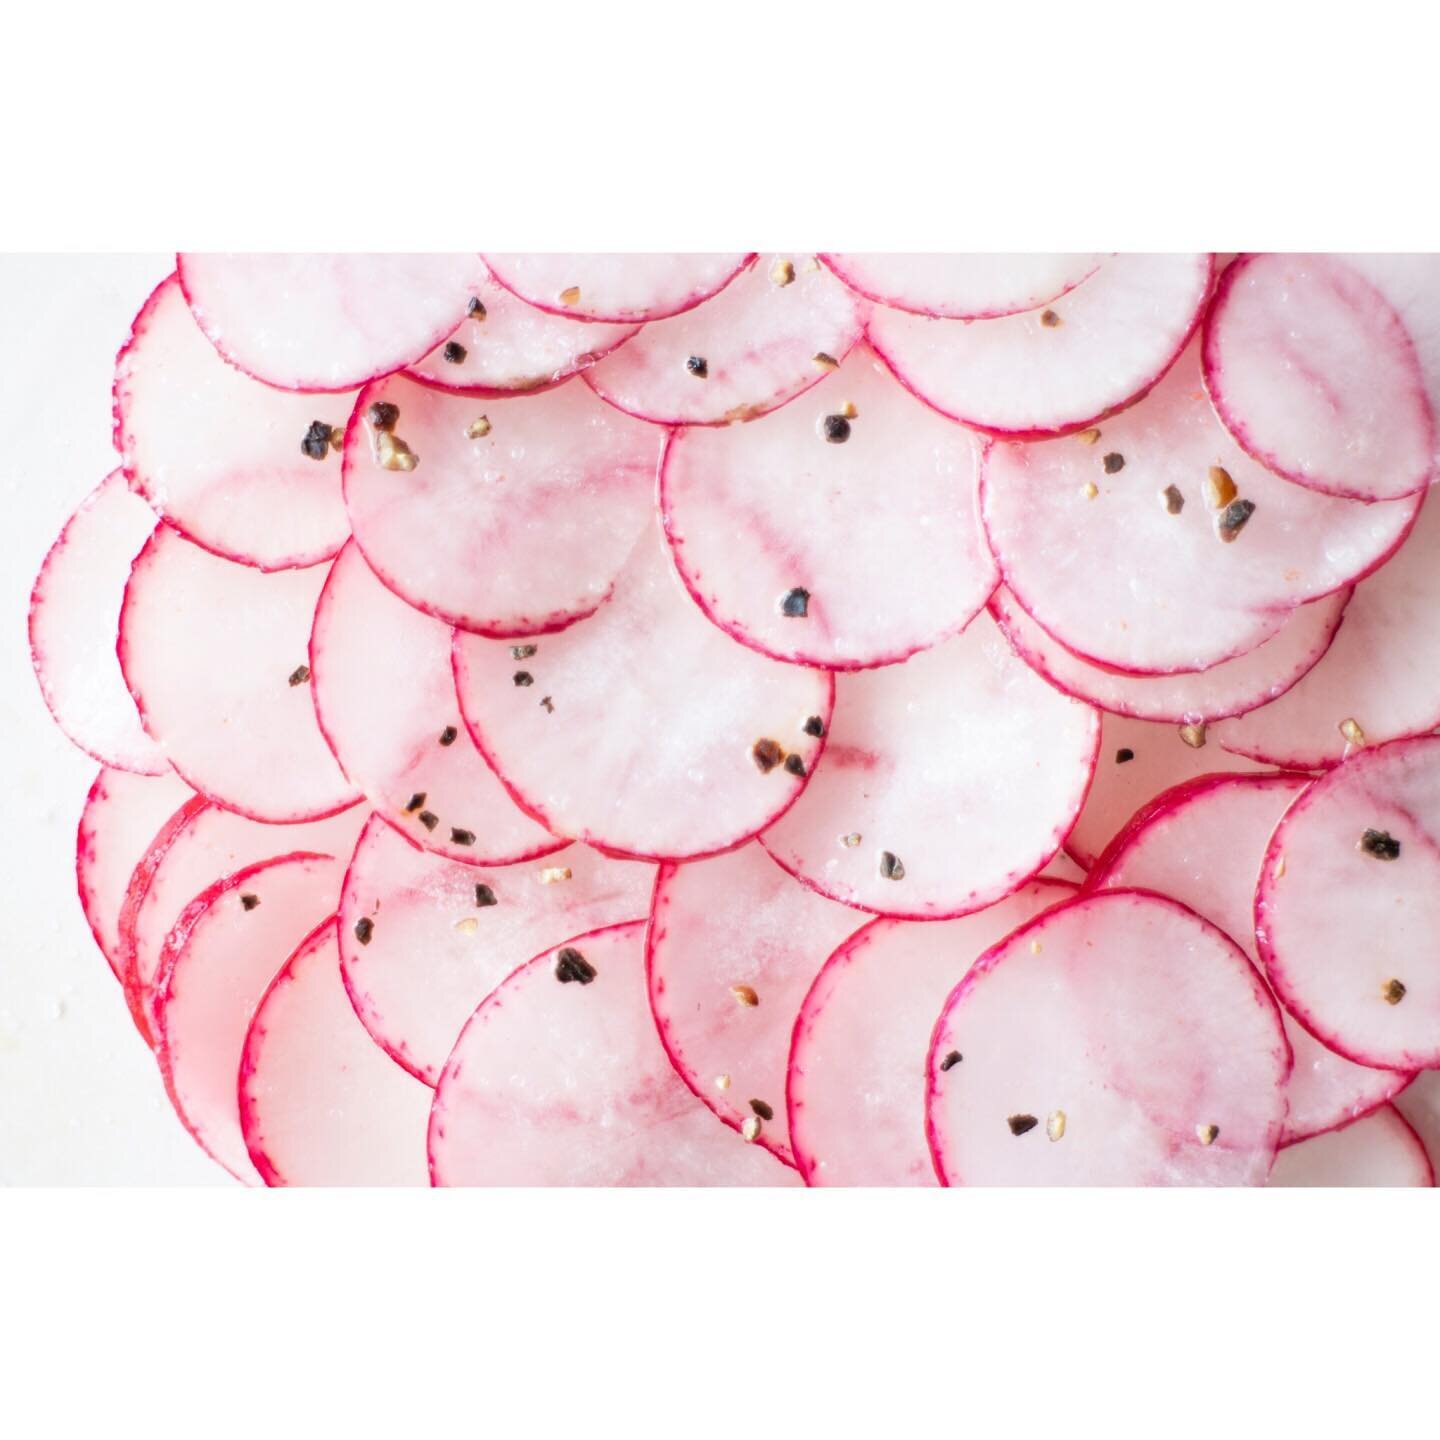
301, 421, 334, 460
418, 810, 439, 831
752, 738, 783, 774
1007, 1114, 1039, 1136
439, 725, 458, 746
1103, 452, 1125, 474
450, 828, 475, 847
467, 296, 487, 320
513, 671, 534, 687
443, 341, 467, 364
1218, 498, 1257, 542
367, 401, 400, 432
1116, 748, 1135, 764
803, 715, 825, 738
405, 792, 426, 812
823, 414, 851, 443
784, 754, 806, 777
554, 946, 597, 984
686, 355, 708, 378
781, 588, 810, 618
288, 664, 311, 687
939, 1050, 962, 1072
1360, 828, 1401, 860
879, 851, 905, 881
474, 884, 497, 908
353, 917, 374, 946
240, 893, 260, 911
749, 1099, 775, 1121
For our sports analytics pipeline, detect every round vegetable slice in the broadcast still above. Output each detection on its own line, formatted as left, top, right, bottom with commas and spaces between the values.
1393, 1069, 1440, 1174
926, 889, 1291, 1186
660, 346, 996, 669
1267, 1105, 1432, 1187
759, 612, 1098, 919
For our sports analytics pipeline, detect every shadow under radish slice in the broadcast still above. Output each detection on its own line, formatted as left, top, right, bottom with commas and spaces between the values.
759, 612, 1098, 919
119, 529, 360, 823
1267, 1105, 1433, 1187
338, 815, 655, 1087
926, 889, 1291, 1186
343, 372, 662, 638
868, 252, 1213, 439
240, 919, 432, 1187
661, 346, 996, 670
788, 879, 1075, 1187
30, 472, 168, 775
646, 843, 863, 1168
428, 920, 799, 1186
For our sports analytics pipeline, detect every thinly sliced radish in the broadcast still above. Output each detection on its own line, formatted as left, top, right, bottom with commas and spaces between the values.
1204, 254, 1433, 502
429, 921, 798, 1186
646, 843, 862, 1167
660, 346, 996, 669
584, 253, 864, 426
30, 473, 168, 775
310, 542, 561, 865
240, 920, 431, 1186
759, 612, 1097, 918
481, 253, 752, 324
788, 879, 1074, 1187
1393, 1069, 1440, 1174
926, 889, 1291, 1185
1041, 850, 1088, 882
176, 252, 477, 392
869, 253, 1213, 438
119, 529, 360, 823
454, 520, 833, 862
343, 371, 661, 636
982, 342, 1421, 674
1268, 1105, 1433, 1187
1257, 734, 1440, 1070
1088, 773, 1410, 1144
338, 815, 654, 1086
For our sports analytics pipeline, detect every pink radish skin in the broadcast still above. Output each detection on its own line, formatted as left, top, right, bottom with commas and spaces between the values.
1393, 1069, 1440, 1174
1268, 1105, 1433, 1187
660, 346, 997, 670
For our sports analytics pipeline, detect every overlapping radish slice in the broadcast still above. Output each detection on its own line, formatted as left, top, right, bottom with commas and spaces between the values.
1257, 734, 1440, 1070
1268, 1105, 1432, 1187
869, 253, 1213, 438
338, 816, 654, 1086
240, 921, 431, 1186
30, 473, 167, 774
759, 613, 1097, 918
661, 347, 996, 669
788, 879, 1074, 1187
481, 252, 752, 324
343, 371, 661, 636
176, 252, 477, 391
584, 253, 863, 426
429, 921, 798, 1186
926, 889, 1291, 1185
454, 521, 833, 861
1088, 773, 1410, 1143
310, 542, 561, 865
1393, 1069, 1440, 1174
1204, 254, 1433, 502
982, 343, 1421, 674
114, 275, 358, 570
646, 843, 861, 1167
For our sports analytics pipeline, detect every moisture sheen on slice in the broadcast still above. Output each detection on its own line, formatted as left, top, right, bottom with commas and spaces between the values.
927, 889, 1291, 1186
661, 346, 996, 669
759, 612, 1097, 919
1267, 1105, 1432, 1187
344, 371, 661, 637
339, 815, 655, 1086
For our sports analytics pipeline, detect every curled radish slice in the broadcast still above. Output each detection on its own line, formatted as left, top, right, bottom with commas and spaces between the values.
30, 473, 167, 775
1203, 254, 1434, 502
585, 253, 864, 426
869, 253, 1212, 438
119, 530, 360, 823
661, 347, 996, 669
454, 521, 833, 862
1268, 1105, 1432, 1187
343, 372, 661, 637
788, 880, 1074, 1187
429, 921, 798, 1186
759, 612, 1098, 919
646, 843, 862, 1167
339, 816, 654, 1086
926, 889, 1291, 1186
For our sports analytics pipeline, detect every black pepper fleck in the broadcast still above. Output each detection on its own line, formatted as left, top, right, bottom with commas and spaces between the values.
474, 884, 497, 908
1162, 484, 1185, 514
511, 644, 538, 660
301, 421, 334, 460
823, 414, 851, 444
752, 738, 784, 774
405, 792, 427, 813
353, 917, 374, 946
686, 355, 709, 378
367, 401, 400, 432
288, 664, 311, 687
540, 696, 555, 713
442, 341, 468, 364
781, 588, 810, 618
554, 946, 597, 985
450, 828, 476, 847
879, 850, 905, 881
467, 296, 487, 320
438, 725, 458, 747
418, 810, 439, 832
939, 1050, 963, 1072
749, 1099, 775, 1121
1218, 498, 1257, 543
240, 893, 260, 911
1103, 452, 1125, 475
803, 715, 825, 738
1360, 828, 1401, 861
1040, 309, 1061, 328
513, 671, 534, 687
783, 753, 806, 777
1116, 748, 1135, 764
1007, 1114, 1039, 1136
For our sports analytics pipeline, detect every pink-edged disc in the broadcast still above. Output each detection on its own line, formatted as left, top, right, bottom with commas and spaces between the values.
1393, 1069, 1440, 1176
1268, 1105, 1432, 1187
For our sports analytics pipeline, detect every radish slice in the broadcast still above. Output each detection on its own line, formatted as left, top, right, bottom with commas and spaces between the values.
660, 346, 996, 669
584, 253, 864, 426
1268, 1105, 1433, 1187
982, 342, 1421, 674
1393, 1069, 1440, 1174
1088, 773, 1410, 1144
821, 252, 1104, 320
343, 372, 662, 637
1041, 850, 1088, 882
240, 920, 431, 1186
869, 253, 1213, 438
338, 815, 654, 1086
429, 921, 798, 1186
30, 473, 168, 775
176, 252, 477, 392
481, 253, 752, 324
154, 853, 344, 1181
119, 530, 360, 823
310, 542, 561, 865
788, 879, 1075, 1187
646, 842, 862, 1167
759, 612, 1098, 919
926, 889, 1291, 1185
454, 521, 833, 862
1203, 254, 1434, 502
1257, 734, 1440, 1070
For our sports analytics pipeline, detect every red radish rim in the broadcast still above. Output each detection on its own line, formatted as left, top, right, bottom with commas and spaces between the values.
1365, 1104, 1436, 1181
405, 330, 642, 401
